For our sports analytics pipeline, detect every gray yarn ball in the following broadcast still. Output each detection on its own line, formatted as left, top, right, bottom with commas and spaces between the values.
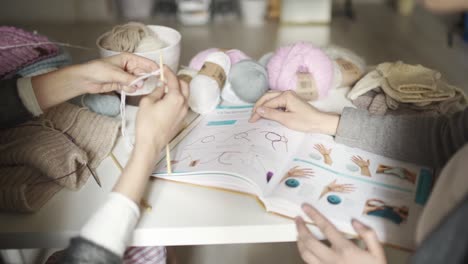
70, 94, 121, 117
229, 60, 269, 103
258, 52, 274, 67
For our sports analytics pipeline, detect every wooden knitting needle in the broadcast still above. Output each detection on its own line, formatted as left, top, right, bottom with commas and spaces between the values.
159, 52, 172, 174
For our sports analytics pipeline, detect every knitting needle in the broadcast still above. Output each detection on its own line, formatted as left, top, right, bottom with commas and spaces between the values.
159, 52, 172, 174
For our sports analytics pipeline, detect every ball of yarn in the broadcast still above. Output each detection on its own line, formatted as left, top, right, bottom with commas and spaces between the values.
229, 60, 269, 103
189, 48, 220, 70
189, 48, 251, 70
100, 22, 152, 53
70, 94, 120, 117
225, 49, 250, 65
258, 52, 273, 67
322, 45, 366, 89
322, 45, 366, 73
267, 42, 334, 99
221, 81, 249, 104
189, 52, 231, 114
134, 35, 167, 53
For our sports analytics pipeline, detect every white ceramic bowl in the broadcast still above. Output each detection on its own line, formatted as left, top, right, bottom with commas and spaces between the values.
96, 25, 182, 96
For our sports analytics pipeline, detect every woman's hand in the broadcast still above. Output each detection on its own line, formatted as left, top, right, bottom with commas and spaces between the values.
296, 204, 386, 264
31, 53, 159, 110
113, 66, 189, 203
134, 65, 189, 159
77, 53, 159, 94
249, 91, 340, 135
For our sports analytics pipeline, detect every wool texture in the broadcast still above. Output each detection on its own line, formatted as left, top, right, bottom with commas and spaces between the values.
100, 22, 154, 53
0, 103, 120, 212
267, 42, 334, 99
0, 26, 59, 79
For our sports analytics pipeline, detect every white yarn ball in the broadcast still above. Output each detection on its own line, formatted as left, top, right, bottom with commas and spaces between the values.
189, 52, 231, 114
135, 35, 166, 53
221, 81, 249, 104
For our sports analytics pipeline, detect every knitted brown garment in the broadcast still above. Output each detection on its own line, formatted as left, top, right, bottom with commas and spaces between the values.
0, 103, 120, 213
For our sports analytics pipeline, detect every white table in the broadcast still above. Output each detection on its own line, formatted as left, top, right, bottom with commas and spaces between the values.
0, 106, 329, 250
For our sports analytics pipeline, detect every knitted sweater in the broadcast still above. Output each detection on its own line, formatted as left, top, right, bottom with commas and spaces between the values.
0, 77, 120, 212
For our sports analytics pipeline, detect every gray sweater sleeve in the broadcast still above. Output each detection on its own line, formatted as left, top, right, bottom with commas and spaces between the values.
335, 108, 468, 172
60, 237, 121, 264
0, 78, 33, 128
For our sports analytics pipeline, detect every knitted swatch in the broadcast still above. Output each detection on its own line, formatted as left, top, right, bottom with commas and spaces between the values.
0, 103, 120, 213
0, 26, 59, 79
17, 51, 72, 77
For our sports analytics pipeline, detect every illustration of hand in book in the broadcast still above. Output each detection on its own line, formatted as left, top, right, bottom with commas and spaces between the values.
363, 199, 409, 225
376, 165, 417, 184
351, 156, 371, 177
319, 179, 356, 199
280, 166, 314, 182
313, 144, 333, 165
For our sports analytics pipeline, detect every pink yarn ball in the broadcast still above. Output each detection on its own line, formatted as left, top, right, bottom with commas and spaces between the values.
188, 48, 220, 70
189, 48, 251, 70
267, 42, 334, 99
225, 49, 250, 65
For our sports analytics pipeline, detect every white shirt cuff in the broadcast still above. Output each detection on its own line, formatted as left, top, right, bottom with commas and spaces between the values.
80, 192, 140, 257
17, 77, 43, 116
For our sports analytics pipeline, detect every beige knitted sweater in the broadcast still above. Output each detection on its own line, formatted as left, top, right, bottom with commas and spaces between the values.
0, 103, 120, 213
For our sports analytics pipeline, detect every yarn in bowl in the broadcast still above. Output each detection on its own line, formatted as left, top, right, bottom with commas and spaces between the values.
96, 24, 182, 96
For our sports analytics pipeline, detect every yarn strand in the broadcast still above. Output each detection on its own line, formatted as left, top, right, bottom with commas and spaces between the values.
120, 70, 162, 150
0, 42, 93, 51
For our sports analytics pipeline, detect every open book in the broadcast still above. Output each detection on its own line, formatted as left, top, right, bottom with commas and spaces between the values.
153, 106, 433, 250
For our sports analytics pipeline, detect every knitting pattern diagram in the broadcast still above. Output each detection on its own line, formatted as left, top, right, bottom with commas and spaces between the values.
157, 118, 301, 184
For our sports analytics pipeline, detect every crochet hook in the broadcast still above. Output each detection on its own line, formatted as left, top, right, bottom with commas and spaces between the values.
160, 52, 172, 174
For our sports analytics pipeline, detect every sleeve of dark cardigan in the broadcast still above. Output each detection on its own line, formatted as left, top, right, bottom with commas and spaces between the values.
335, 107, 468, 172
60, 237, 121, 264
0, 78, 33, 128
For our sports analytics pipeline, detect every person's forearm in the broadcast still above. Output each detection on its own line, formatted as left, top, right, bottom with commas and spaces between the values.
31, 65, 84, 110
312, 113, 340, 135
113, 144, 161, 203
335, 108, 468, 171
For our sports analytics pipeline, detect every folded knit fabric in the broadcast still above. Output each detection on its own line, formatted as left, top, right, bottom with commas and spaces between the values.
0, 103, 120, 213
0, 166, 62, 213
352, 88, 466, 116
377, 61, 440, 93
380, 77, 456, 103
0, 26, 59, 79
347, 69, 382, 100
17, 51, 72, 77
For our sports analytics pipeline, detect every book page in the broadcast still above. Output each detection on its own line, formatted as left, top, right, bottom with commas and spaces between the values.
265, 133, 432, 249
153, 106, 305, 196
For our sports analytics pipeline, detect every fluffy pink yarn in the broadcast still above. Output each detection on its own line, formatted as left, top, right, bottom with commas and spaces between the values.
189, 48, 250, 70
225, 49, 250, 65
267, 42, 334, 99
188, 48, 219, 70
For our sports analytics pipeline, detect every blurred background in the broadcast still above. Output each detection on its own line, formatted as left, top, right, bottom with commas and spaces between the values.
0, 0, 467, 89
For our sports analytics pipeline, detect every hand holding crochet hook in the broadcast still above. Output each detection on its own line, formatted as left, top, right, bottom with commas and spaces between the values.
114, 61, 189, 203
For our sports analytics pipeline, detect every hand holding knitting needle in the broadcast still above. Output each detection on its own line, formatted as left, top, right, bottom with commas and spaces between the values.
31, 53, 159, 111
113, 64, 189, 203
